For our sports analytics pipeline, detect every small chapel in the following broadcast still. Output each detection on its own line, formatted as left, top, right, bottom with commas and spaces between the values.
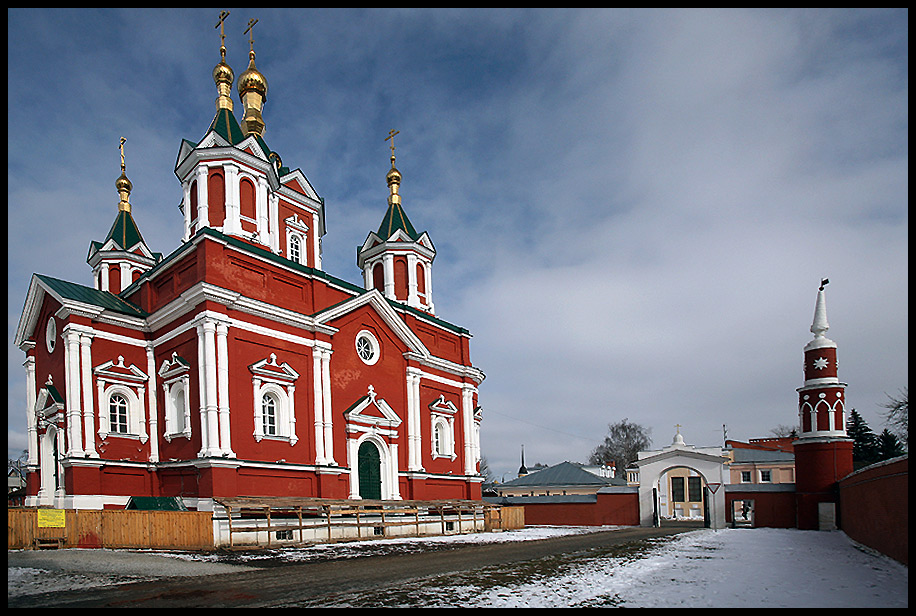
14, 15, 485, 511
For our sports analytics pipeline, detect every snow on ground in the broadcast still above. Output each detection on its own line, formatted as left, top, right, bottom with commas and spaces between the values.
391, 527, 909, 608
8, 526, 908, 607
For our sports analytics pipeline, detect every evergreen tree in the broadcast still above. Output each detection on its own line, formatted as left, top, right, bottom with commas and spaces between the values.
847, 409, 879, 467
876, 428, 905, 461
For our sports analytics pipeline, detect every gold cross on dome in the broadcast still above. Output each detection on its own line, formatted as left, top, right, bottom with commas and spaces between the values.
215, 10, 229, 43
385, 129, 400, 157
244, 18, 259, 52
119, 137, 127, 173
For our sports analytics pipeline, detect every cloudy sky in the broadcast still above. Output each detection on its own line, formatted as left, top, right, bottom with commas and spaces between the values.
7, 8, 908, 480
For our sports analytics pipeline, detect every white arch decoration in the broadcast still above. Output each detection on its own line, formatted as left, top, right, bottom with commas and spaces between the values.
636, 434, 729, 529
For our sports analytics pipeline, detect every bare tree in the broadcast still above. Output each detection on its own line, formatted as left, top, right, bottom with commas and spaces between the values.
588, 418, 652, 471
881, 387, 908, 448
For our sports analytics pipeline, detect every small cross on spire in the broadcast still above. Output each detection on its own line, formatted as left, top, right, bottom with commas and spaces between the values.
215, 10, 230, 59
385, 129, 400, 159
119, 137, 127, 174
244, 18, 259, 53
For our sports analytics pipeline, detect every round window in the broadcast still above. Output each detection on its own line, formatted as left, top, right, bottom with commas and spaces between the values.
45, 316, 57, 353
355, 330, 380, 365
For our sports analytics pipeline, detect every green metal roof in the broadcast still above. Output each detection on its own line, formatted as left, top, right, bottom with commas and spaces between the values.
103, 209, 146, 251
125, 496, 188, 511
377, 201, 421, 241
36, 274, 148, 318
499, 461, 628, 488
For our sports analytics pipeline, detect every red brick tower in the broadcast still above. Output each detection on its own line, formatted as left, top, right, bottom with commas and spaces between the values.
794, 279, 854, 530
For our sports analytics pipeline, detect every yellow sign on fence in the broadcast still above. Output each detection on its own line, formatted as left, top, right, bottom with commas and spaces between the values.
37, 509, 66, 528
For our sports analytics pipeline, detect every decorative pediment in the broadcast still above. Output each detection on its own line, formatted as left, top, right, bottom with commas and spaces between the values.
284, 213, 310, 233
429, 395, 458, 416
249, 353, 299, 384
313, 289, 428, 357
343, 385, 402, 430
158, 352, 191, 382
94, 356, 148, 384
34, 376, 65, 425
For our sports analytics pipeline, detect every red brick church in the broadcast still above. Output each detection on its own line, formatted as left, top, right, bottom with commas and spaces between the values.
14, 17, 485, 511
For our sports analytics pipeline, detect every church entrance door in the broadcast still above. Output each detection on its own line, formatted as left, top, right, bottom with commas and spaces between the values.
358, 441, 382, 500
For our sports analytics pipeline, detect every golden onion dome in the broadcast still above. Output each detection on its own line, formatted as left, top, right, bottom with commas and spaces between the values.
238, 50, 268, 98
213, 58, 234, 86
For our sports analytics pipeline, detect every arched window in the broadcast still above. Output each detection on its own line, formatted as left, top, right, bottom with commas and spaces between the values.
434, 421, 447, 456
289, 234, 301, 264
109, 394, 129, 434
262, 392, 278, 436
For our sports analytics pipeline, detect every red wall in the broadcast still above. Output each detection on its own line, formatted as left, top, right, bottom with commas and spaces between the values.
838, 456, 908, 565
725, 490, 797, 528
508, 492, 639, 527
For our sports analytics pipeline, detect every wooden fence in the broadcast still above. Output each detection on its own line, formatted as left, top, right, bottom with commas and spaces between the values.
8, 508, 213, 551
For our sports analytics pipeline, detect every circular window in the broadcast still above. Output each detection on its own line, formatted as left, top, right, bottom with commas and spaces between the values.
355, 330, 380, 365
45, 317, 57, 353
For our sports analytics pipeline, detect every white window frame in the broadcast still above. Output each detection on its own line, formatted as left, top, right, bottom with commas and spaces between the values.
285, 213, 309, 266
250, 353, 299, 445
159, 353, 192, 442
355, 329, 381, 366
94, 356, 148, 442
429, 395, 457, 461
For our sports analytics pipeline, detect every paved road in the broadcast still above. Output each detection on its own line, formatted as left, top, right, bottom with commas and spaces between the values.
9, 526, 693, 608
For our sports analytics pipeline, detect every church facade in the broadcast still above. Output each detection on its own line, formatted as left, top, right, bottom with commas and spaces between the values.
14, 18, 484, 511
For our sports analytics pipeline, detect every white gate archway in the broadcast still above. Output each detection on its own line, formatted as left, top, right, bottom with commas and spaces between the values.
636, 433, 728, 529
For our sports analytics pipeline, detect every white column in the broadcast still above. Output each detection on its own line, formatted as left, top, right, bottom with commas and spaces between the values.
269, 193, 279, 253
407, 253, 419, 308
321, 347, 335, 464
312, 345, 326, 465
196, 166, 209, 232
406, 368, 422, 471
256, 175, 270, 245
462, 385, 476, 475
389, 442, 401, 499
63, 329, 83, 457
145, 345, 159, 463
223, 164, 240, 235
424, 261, 434, 313
196, 323, 210, 456
383, 254, 395, 299
311, 211, 322, 269
216, 321, 233, 457
287, 384, 298, 445
201, 320, 220, 455
100, 263, 110, 292
182, 180, 192, 241
80, 334, 97, 458
24, 355, 38, 466
347, 438, 360, 499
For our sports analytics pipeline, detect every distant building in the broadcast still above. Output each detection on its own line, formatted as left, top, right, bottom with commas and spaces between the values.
494, 461, 628, 498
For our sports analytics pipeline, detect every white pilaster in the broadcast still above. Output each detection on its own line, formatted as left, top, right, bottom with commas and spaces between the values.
196, 166, 209, 232
80, 333, 97, 458
63, 329, 84, 457
312, 345, 326, 465
223, 163, 240, 235
383, 254, 395, 299
216, 321, 233, 457
24, 355, 37, 466
321, 347, 334, 464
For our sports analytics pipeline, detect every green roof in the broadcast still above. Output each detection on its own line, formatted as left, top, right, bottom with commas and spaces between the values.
103, 209, 147, 251
125, 496, 188, 511
36, 274, 148, 318
500, 461, 628, 488
377, 201, 421, 241
207, 107, 247, 146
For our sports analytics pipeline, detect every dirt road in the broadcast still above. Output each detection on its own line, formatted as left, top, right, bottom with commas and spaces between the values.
9, 526, 693, 608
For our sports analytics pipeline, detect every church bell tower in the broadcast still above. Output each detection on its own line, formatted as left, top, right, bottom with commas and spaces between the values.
793, 279, 854, 530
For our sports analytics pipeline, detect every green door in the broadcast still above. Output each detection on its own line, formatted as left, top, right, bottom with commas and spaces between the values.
358, 441, 382, 500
